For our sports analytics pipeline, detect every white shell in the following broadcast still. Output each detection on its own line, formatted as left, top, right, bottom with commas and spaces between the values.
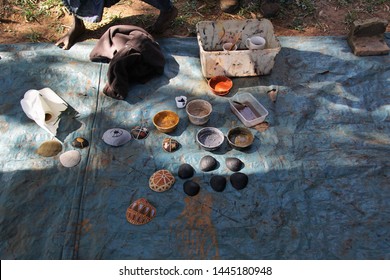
102, 128, 131, 146
59, 150, 81, 168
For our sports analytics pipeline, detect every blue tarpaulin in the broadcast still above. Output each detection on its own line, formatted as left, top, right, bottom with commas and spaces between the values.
0, 35, 389, 259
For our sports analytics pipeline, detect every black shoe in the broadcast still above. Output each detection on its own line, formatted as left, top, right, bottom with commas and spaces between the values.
151, 6, 178, 34
220, 0, 240, 14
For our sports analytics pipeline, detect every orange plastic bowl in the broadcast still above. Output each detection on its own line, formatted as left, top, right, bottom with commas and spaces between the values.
208, 76, 233, 96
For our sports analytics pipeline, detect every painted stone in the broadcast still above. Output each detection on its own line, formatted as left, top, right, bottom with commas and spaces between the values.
178, 163, 194, 179
36, 140, 62, 157
102, 128, 131, 146
230, 172, 248, 190
183, 180, 200, 196
225, 157, 243, 172
199, 155, 218, 172
126, 198, 156, 225
72, 137, 89, 149
162, 138, 180, 152
149, 169, 175, 192
210, 175, 227, 192
130, 126, 149, 140
59, 150, 81, 168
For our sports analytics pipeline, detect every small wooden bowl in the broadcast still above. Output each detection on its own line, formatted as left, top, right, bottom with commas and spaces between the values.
208, 76, 233, 96
153, 110, 179, 133
227, 127, 254, 149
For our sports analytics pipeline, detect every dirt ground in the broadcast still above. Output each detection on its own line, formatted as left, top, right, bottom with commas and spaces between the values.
0, 0, 389, 45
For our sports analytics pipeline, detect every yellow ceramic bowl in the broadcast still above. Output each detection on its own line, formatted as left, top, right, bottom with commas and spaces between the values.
153, 110, 180, 133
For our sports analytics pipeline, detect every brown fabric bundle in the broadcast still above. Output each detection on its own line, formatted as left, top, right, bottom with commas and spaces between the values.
90, 25, 165, 99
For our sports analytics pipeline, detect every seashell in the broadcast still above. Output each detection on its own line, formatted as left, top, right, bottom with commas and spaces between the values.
162, 137, 180, 152
230, 172, 248, 190
102, 128, 131, 146
199, 155, 218, 172
72, 137, 89, 149
210, 175, 227, 192
178, 163, 194, 179
149, 169, 175, 192
130, 126, 149, 140
225, 157, 243, 172
183, 180, 200, 196
59, 150, 81, 168
126, 198, 156, 225
36, 140, 62, 157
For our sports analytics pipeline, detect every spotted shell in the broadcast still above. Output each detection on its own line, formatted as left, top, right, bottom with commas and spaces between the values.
126, 198, 156, 225
162, 138, 180, 152
149, 169, 175, 192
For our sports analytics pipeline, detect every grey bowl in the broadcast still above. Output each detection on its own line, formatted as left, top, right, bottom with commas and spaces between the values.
196, 127, 224, 151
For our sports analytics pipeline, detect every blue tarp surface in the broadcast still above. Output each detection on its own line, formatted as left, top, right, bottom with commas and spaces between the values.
0, 35, 389, 260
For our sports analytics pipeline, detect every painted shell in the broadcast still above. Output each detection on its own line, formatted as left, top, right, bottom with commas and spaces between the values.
130, 126, 149, 140
126, 198, 156, 225
102, 128, 131, 146
59, 150, 81, 168
72, 137, 89, 149
149, 169, 175, 192
36, 140, 62, 157
162, 138, 180, 152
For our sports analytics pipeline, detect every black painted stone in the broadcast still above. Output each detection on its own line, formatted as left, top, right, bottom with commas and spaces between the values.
183, 180, 200, 196
230, 172, 248, 190
72, 137, 89, 149
210, 175, 227, 192
225, 157, 243, 172
199, 155, 218, 172
178, 163, 194, 179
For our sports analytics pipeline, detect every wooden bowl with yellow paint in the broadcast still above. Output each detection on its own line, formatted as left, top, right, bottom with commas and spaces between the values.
153, 110, 180, 133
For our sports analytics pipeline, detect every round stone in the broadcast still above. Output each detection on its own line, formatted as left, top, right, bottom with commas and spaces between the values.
149, 169, 175, 192
162, 138, 180, 152
183, 180, 200, 196
199, 155, 218, 172
130, 126, 149, 140
102, 128, 131, 146
59, 150, 81, 168
126, 198, 156, 225
36, 140, 62, 157
230, 172, 248, 190
72, 137, 89, 149
178, 163, 194, 179
225, 157, 243, 172
210, 175, 227, 192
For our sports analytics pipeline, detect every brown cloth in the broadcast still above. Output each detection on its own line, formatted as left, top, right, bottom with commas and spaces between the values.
90, 25, 165, 99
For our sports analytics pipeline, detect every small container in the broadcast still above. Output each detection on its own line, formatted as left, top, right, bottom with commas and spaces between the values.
153, 110, 180, 133
229, 92, 268, 127
227, 127, 254, 150
196, 127, 224, 151
186, 99, 212, 125
208, 76, 233, 96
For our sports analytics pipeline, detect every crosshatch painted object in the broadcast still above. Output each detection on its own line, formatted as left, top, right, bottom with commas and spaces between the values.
196, 19, 281, 78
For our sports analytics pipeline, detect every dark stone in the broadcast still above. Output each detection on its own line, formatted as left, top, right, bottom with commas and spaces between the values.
260, 1, 280, 18
347, 18, 389, 56
199, 155, 218, 172
178, 163, 194, 179
210, 175, 227, 192
225, 157, 243, 172
183, 180, 200, 196
72, 137, 89, 149
230, 172, 248, 190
